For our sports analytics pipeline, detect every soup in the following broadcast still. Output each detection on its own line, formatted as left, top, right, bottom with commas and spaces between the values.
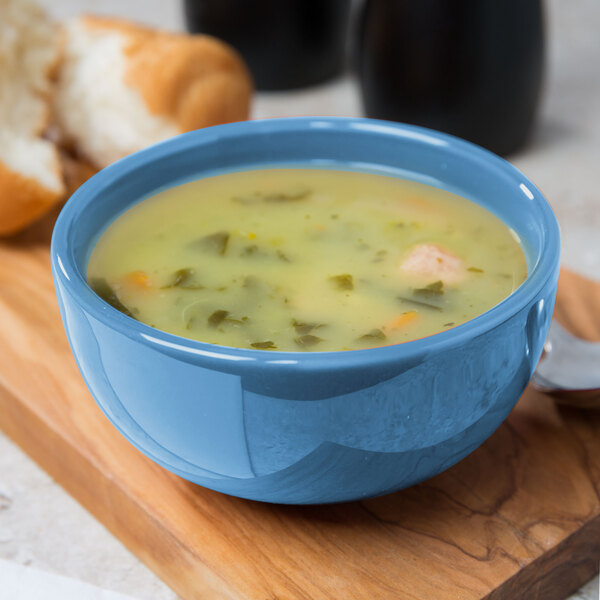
87, 168, 527, 351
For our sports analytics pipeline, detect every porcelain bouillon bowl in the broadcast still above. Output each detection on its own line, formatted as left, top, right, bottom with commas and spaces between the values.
51, 117, 560, 504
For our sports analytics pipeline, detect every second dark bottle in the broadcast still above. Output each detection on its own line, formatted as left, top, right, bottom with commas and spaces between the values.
357, 0, 545, 156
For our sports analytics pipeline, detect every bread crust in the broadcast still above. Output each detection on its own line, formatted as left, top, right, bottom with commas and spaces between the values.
81, 15, 253, 131
0, 0, 64, 236
0, 159, 62, 236
0, 12, 253, 236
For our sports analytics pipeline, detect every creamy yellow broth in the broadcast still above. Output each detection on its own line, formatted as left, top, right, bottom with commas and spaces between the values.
87, 168, 527, 351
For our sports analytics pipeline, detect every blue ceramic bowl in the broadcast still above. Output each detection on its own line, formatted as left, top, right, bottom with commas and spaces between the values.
51, 117, 560, 504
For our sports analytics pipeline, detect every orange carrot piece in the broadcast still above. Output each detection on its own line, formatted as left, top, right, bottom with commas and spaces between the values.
383, 310, 418, 334
124, 270, 151, 289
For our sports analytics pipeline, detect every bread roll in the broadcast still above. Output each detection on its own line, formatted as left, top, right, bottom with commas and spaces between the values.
55, 16, 253, 168
0, 0, 64, 236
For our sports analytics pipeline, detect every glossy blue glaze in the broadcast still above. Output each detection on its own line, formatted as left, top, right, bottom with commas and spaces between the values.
51, 118, 560, 504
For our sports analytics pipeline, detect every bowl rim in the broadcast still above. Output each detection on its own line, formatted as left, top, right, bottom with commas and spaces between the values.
51, 116, 561, 372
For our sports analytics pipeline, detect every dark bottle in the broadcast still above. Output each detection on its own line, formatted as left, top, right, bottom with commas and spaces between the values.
356, 0, 545, 156
184, 0, 352, 91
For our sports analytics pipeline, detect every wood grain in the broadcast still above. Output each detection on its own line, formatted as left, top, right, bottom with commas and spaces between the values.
0, 216, 598, 600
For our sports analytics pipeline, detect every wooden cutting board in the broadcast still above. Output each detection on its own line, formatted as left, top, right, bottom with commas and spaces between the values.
0, 209, 599, 600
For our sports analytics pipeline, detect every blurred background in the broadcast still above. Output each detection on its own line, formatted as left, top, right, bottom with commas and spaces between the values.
32, 0, 600, 279
1, 0, 598, 598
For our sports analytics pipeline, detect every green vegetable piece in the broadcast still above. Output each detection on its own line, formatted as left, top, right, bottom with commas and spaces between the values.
277, 249, 291, 262
173, 268, 193, 286
206, 309, 248, 327
413, 280, 444, 297
232, 187, 310, 204
232, 194, 261, 205
242, 275, 261, 289
292, 319, 325, 335
358, 329, 387, 342
195, 231, 230, 255
89, 278, 136, 319
251, 341, 277, 350
225, 317, 246, 325
163, 268, 204, 289
295, 334, 323, 348
329, 273, 354, 291
208, 309, 230, 327
241, 244, 259, 256
263, 186, 311, 203
397, 295, 443, 312
467, 267, 484, 273
372, 249, 388, 263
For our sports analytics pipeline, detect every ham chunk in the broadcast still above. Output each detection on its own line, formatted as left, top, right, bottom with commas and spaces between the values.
399, 243, 466, 285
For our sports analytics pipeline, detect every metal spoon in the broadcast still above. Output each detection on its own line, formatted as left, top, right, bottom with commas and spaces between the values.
531, 320, 600, 408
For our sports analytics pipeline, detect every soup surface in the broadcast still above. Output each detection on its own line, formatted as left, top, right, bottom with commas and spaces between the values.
87, 168, 527, 351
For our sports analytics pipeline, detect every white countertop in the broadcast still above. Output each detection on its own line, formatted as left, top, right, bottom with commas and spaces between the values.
1, 0, 598, 598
